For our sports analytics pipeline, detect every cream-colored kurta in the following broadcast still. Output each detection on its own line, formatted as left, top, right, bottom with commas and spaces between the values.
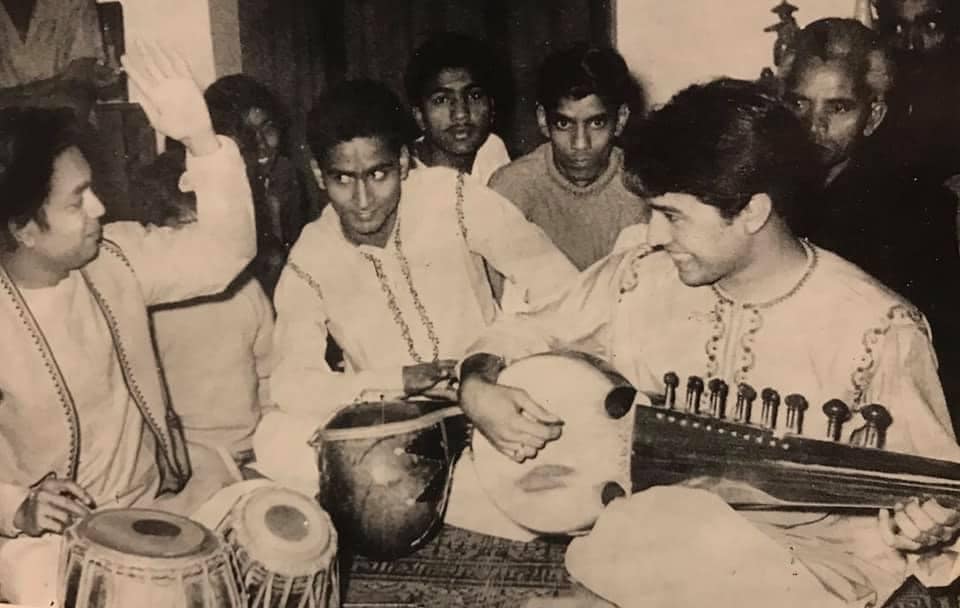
412, 133, 511, 186
468, 241, 960, 606
268, 166, 577, 419
151, 276, 274, 460
20, 273, 157, 511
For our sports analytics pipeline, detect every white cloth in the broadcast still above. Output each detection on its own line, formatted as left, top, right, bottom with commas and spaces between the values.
151, 275, 274, 458
468, 241, 960, 605
20, 273, 156, 511
565, 488, 848, 608
412, 133, 511, 186
469, 133, 511, 186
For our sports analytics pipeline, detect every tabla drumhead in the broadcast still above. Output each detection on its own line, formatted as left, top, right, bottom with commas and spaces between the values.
471, 353, 641, 535
234, 486, 335, 575
79, 509, 217, 558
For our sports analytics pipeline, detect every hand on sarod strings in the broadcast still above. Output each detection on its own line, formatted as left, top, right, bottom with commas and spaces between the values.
459, 376, 563, 463
879, 497, 960, 552
403, 359, 458, 398
121, 42, 219, 156
13, 474, 96, 537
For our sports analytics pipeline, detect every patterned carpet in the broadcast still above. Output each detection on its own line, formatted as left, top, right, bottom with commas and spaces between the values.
342, 525, 573, 607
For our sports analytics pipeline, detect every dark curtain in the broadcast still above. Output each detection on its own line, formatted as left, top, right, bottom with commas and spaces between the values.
238, 0, 615, 157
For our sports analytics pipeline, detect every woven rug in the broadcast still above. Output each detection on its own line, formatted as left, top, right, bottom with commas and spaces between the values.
342, 525, 573, 607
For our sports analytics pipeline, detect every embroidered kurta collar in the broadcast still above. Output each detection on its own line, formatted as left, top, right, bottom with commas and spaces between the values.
710, 240, 818, 310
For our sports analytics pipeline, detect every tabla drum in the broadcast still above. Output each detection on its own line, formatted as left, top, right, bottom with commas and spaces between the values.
311, 399, 468, 560
220, 486, 339, 608
471, 352, 641, 535
58, 508, 242, 608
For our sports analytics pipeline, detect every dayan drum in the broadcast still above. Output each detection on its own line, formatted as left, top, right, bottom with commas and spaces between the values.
220, 486, 339, 608
471, 352, 640, 536
312, 399, 468, 560
58, 508, 242, 608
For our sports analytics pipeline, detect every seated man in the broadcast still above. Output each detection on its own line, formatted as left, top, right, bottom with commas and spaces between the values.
405, 32, 511, 185
137, 157, 273, 471
781, 18, 960, 432
0, 45, 255, 604
253, 80, 577, 537
460, 79, 960, 606
489, 44, 649, 272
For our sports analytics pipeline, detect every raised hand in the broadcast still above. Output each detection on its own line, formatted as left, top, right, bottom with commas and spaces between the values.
13, 474, 96, 536
879, 497, 960, 552
121, 42, 218, 156
460, 376, 564, 463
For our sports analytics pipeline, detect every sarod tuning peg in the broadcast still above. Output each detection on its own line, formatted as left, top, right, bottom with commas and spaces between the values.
859, 404, 893, 449
735, 383, 757, 423
707, 378, 729, 418
686, 376, 705, 414
760, 388, 781, 429
823, 399, 852, 441
663, 372, 679, 409
784, 394, 808, 434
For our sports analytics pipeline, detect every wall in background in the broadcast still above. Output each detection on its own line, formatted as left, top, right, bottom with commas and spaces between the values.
96, 0, 240, 89
616, 0, 860, 107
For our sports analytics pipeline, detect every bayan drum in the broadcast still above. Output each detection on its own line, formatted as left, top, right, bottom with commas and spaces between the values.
58, 508, 242, 608
221, 486, 339, 608
471, 352, 640, 535
312, 399, 468, 560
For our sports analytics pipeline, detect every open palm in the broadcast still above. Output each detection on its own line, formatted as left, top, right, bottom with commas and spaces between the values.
121, 42, 212, 143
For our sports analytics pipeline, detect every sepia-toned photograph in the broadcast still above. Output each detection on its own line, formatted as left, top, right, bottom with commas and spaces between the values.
2, 0, 960, 606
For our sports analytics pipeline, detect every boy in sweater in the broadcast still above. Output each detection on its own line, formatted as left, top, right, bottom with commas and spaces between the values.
489, 45, 649, 272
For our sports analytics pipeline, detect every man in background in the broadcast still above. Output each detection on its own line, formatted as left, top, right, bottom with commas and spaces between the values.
489, 45, 648, 273
405, 32, 511, 185
874, 0, 960, 182
781, 17, 960, 432
0, 0, 117, 116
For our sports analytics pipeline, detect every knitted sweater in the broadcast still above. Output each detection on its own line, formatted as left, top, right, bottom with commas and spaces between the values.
489, 144, 649, 270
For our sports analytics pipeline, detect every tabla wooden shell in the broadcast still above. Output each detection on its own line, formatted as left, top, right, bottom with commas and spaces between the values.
221, 486, 339, 608
58, 508, 242, 608
312, 399, 468, 560
471, 352, 639, 535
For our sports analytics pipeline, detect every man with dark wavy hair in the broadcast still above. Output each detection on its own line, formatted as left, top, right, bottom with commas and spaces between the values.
460, 78, 960, 607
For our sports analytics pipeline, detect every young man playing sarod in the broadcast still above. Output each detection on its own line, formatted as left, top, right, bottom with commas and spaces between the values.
460, 79, 960, 607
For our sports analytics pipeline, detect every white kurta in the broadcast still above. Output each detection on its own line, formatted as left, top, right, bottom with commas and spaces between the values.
151, 276, 274, 460
268, 166, 577, 418
20, 273, 156, 510
412, 133, 511, 186
467, 241, 960, 606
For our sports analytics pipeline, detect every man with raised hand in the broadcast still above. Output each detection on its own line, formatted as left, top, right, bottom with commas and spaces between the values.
0, 43, 254, 605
